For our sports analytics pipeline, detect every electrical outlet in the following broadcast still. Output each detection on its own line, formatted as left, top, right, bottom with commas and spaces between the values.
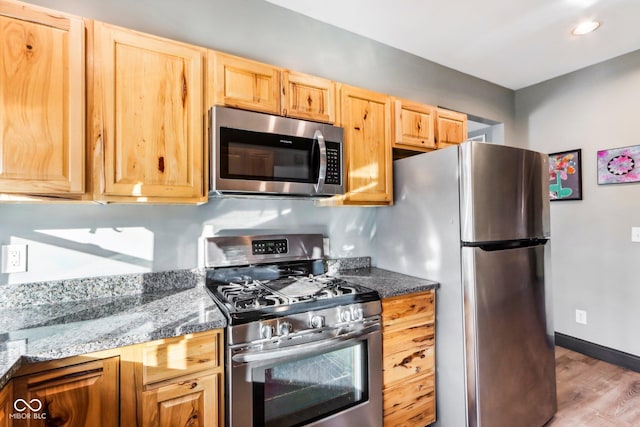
632, 227, 640, 243
575, 309, 587, 325
1, 244, 28, 273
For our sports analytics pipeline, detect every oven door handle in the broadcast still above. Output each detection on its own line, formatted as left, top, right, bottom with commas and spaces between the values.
232, 324, 380, 364
313, 129, 327, 194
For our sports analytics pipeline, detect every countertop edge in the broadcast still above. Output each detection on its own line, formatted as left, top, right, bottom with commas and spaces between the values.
0, 320, 225, 390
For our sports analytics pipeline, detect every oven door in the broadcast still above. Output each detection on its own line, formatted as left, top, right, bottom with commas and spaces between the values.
229, 325, 382, 427
210, 106, 344, 197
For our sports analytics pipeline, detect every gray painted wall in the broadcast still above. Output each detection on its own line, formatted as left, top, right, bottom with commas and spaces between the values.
2, 0, 514, 287
515, 49, 640, 356
0, 199, 375, 285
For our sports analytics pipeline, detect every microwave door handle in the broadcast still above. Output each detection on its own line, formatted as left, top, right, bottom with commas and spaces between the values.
314, 130, 327, 193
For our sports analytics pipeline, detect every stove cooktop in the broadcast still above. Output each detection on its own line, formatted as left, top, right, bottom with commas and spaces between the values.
205, 268, 379, 324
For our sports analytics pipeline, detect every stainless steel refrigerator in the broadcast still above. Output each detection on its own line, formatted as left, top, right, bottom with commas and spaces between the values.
376, 141, 557, 427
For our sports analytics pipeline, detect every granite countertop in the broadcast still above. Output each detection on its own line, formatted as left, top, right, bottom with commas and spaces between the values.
331, 267, 439, 298
0, 271, 226, 390
0, 258, 438, 390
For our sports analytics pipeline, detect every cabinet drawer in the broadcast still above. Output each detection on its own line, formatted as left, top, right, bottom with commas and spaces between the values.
383, 322, 434, 358
383, 373, 435, 427
383, 340, 434, 386
382, 290, 435, 329
143, 331, 220, 385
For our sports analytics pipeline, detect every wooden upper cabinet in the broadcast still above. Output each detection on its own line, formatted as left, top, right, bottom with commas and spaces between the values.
0, 0, 85, 195
435, 108, 467, 148
210, 51, 280, 114
92, 22, 205, 202
392, 98, 436, 151
281, 71, 335, 123
339, 84, 392, 205
12, 357, 119, 427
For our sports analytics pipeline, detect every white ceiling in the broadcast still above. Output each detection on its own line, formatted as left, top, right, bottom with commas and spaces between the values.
265, 0, 640, 90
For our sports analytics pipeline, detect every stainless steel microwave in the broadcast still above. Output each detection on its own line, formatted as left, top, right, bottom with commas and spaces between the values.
209, 106, 344, 197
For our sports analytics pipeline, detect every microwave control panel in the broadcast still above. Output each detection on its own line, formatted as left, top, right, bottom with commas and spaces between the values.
325, 141, 341, 185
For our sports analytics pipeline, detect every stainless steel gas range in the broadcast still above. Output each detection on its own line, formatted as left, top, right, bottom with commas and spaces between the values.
204, 234, 382, 427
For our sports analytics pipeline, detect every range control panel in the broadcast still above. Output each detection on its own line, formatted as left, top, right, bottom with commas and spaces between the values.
252, 238, 288, 255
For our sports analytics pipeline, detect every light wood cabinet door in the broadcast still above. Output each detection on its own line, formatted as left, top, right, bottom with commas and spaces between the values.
392, 98, 436, 151
93, 22, 205, 202
142, 372, 219, 427
119, 330, 224, 427
435, 108, 467, 148
281, 71, 335, 123
0, 1, 84, 195
0, 381, 12, 427
12, 357, 119, 427
211, 51, 280, 114
339, 84, 392, 205
381, 290, 436, 427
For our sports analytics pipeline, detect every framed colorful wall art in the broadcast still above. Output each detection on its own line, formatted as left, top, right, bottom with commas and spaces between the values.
549, 149, 582, 201
597, 145, 640, 185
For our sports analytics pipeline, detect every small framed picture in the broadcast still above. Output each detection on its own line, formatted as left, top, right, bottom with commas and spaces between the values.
549, 149, 582, 201
597, 145, 640, 185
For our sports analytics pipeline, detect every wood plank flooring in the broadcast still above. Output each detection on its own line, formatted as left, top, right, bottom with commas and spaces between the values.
547, 346, 640, 426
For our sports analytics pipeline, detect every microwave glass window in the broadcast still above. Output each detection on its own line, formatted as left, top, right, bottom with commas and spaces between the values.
254, 342, 368, 427
220, 127, 317, 183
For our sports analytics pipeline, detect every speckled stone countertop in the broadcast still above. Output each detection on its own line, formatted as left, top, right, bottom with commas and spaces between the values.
0, 270, 225, 390
331, 267, 439, 298
0, 258, 438, 390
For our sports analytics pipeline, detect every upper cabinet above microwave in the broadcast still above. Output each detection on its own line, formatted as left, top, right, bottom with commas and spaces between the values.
209, 51, 336, 124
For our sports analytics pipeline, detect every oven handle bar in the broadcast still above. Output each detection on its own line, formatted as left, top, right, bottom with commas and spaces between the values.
231, 323, 380, 364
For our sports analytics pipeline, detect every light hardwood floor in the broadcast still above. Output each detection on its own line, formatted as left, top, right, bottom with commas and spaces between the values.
546, 346, 640, 426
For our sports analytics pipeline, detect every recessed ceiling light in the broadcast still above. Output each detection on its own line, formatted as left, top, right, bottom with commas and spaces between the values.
572, 20, 600, 36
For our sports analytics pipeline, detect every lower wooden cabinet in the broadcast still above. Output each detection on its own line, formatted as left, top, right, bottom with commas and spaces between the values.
12, 357, 119, 427
123, 329, 224, 427
2, 329, 223, 427
142, 371, 219, 427
0, 381, 12, 427
381, 290, 436, 427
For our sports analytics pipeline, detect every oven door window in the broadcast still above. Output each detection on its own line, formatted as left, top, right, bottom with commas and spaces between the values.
253, 342, 368, 427
220, 127, 319, 183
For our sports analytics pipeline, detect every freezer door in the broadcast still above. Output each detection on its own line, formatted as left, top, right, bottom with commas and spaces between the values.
462, 244, 556, 427
459, 142, 550, 243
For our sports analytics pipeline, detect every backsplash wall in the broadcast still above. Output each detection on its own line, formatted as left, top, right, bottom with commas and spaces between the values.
0, 199, 376, 285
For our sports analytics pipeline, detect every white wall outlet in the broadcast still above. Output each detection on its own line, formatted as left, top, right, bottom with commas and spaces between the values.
1, 244, 28, 273
632, 227, 640, 243
575, 309, 587, 325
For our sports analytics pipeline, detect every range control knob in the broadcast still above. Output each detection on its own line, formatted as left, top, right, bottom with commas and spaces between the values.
278, 322, 292, 336
260, 325, 274, 340
340, 310, 352, 323
310, 315, 325, 328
